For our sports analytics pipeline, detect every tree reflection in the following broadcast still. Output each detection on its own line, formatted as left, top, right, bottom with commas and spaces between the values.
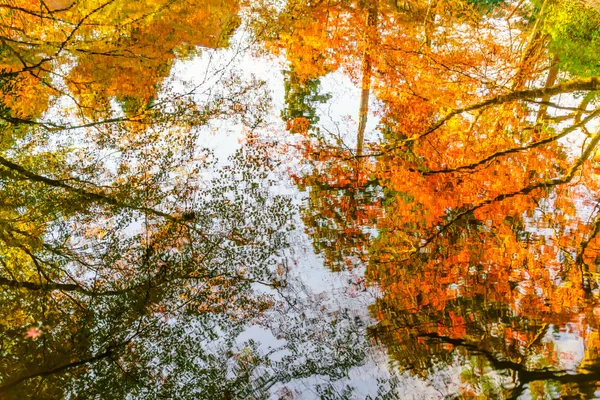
5, 0, 600, 398
263, 0, 600, 397
0, 1, 282, 398
0, 1, 386, 397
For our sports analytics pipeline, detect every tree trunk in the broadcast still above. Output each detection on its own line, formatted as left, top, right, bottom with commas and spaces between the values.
535, 55, 560, 123
357, 1, 378, 157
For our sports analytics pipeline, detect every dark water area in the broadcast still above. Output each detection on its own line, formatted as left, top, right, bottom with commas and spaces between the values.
2, 0, 600, 398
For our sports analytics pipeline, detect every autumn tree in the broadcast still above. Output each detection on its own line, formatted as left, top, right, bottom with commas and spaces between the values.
256, 0, 600, 396
0, 1, 288, 397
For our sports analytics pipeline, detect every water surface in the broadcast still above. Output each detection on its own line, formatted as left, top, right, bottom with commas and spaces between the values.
2, 1, 600, 398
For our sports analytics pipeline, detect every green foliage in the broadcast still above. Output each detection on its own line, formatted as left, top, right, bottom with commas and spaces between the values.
281, 67, 331, 127
544, 1, 600, 77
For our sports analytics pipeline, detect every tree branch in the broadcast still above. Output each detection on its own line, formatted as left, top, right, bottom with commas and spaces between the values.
389, 76, 600, 150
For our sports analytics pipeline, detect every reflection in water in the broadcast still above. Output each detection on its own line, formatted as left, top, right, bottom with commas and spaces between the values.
3, 0, 600, 398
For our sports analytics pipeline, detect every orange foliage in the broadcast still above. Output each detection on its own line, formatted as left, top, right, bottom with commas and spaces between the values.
272, 0, 600, 391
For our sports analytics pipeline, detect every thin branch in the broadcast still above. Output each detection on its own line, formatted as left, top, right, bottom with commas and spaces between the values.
0, 344, 117, 393
415, 127, 600, 253
388, 76, 600, 151
422, 107, 600, 175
